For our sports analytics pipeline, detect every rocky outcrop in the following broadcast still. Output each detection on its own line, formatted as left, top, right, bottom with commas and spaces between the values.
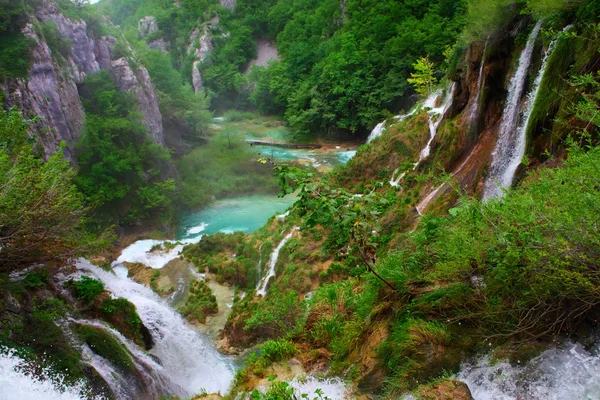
415, 380, 474, 400
111, 58, 165, 145
244, 38, 279, 73
138, 16, 159, 38
220, 0, 236, 11
3, 23, 85, 161
3, 0, 167, 160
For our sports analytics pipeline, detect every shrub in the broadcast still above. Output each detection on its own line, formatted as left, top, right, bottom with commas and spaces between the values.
71, 276, 104, 303
259, 339, 297, 362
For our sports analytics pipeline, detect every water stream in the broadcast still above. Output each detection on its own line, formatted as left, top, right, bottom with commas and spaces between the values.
458, 342, 600, 399
385, 84, 456, 188
483, 21, 542, 199
256, 228, 298, 296
75, 260, 236, 397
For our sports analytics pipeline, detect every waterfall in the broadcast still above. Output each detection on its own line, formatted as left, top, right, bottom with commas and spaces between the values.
483, 21, 542, 199
458, 342, 600, 399
388, 84, 456, 189
256, 229, 297, 296
0, 347, 96, 400
469, 37, 489, 124
255, 243, 264, 284
73, 319, 185, 398
75, 259, 235, 397
416, 182, 446, 215
419, 83, 456, 162
367, 110, 417, 143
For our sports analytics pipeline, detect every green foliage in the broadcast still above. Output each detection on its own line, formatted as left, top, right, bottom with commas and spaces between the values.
250, 380, 331, 400
407, 57, 438, 97
259, 339, 297, 362
526, 0, 584, 18
75, 70, 176, 224
39, 21, 72, 59
179, 280, 218, 323
178, 129, 280, 208
71, 276, 105, 303
0, 108, 106, 271
75, 325, 135, 372
0, 32, 31, 78
23, 270, 49, 289
0, 0, 31, 79
244, 289, 304, 337
462, 0, 520, 42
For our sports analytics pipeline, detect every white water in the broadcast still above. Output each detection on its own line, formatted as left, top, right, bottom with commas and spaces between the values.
367, 110, 417, 143
483, 21, 542, 199
419, 83, 456, 161
288, 376, 350, 399
387, 84, 456, 189
459, 342, 600, 399
0, 348, 97, 400
256, 229, 297, 296
75, 259, 235, 397
469, 37, 489, 124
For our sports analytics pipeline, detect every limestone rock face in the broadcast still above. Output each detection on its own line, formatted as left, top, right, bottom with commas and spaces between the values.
138, 16, 159, 38
111, 58, 165, 146
3, 0, 167, 160
220, 0, 236, 11
3, 23, 85, 162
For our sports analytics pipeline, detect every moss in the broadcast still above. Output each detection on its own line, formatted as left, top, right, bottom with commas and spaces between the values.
179, 280, 218, 324
99, 298, 144, 347
75, 325, 135, 372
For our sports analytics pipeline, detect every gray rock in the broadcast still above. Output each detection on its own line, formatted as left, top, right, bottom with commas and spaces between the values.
110, 58, 165, 146
192, 60, 203, 93
138, 16, 159, 38
3, 1, 168, 161
220, 0, 236, 11
148, 38, 169, 53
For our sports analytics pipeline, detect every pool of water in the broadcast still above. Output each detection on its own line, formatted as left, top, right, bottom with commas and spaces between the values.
178, 193, 297, 240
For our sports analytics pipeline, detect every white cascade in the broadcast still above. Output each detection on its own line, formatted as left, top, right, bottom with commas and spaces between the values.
419, 83, 456, 162
389, 84, 456, 189
458, 342, 600, 399
367, 111, 417, 143
256, 228, 297, 296
0, 347, 97, 400
469, 36, 490, 124
73, 319, 184, 398
483, 21, 542, 199
75, 259, 235, 397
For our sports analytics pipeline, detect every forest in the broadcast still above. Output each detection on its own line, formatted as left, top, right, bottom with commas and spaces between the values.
0, 0, 599, 398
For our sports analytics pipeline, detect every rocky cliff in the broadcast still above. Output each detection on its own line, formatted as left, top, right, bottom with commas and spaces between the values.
2, 0, 166, 162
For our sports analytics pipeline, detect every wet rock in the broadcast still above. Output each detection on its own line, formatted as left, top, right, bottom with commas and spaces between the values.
414, 379, 473, 400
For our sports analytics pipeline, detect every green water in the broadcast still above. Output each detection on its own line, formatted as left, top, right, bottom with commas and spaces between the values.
177, 194, 297, 240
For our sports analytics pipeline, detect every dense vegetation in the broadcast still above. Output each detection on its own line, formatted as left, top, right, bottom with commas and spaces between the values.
75, 70, 177, 225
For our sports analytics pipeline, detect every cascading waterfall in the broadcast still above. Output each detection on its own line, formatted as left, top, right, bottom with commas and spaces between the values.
468, 37, 489, 124
367, 111, 417, 143
388, 84, 456, 189
255, 243, 264, 285
72, 319, 185, 398
0, 347, 97, 400
256, 228, 297, 296
458, 342, 600, 399
483, 21, 542, 199
75, 259, 235, 397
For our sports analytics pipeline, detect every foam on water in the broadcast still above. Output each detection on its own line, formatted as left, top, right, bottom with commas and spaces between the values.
75, 260, 235, 396
483, 21, 542, 199
288, 376, 350, 399
459, 342, 600, 400
0, 347, 98, 400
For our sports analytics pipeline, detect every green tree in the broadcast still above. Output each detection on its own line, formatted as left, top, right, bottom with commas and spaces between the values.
407, 57, 438, 97
0, 108, 107, 271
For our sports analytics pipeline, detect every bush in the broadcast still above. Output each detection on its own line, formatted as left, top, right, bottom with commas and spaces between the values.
259, 339, 297, 362
71, 276, 104, 303
179, 280, 218, 323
